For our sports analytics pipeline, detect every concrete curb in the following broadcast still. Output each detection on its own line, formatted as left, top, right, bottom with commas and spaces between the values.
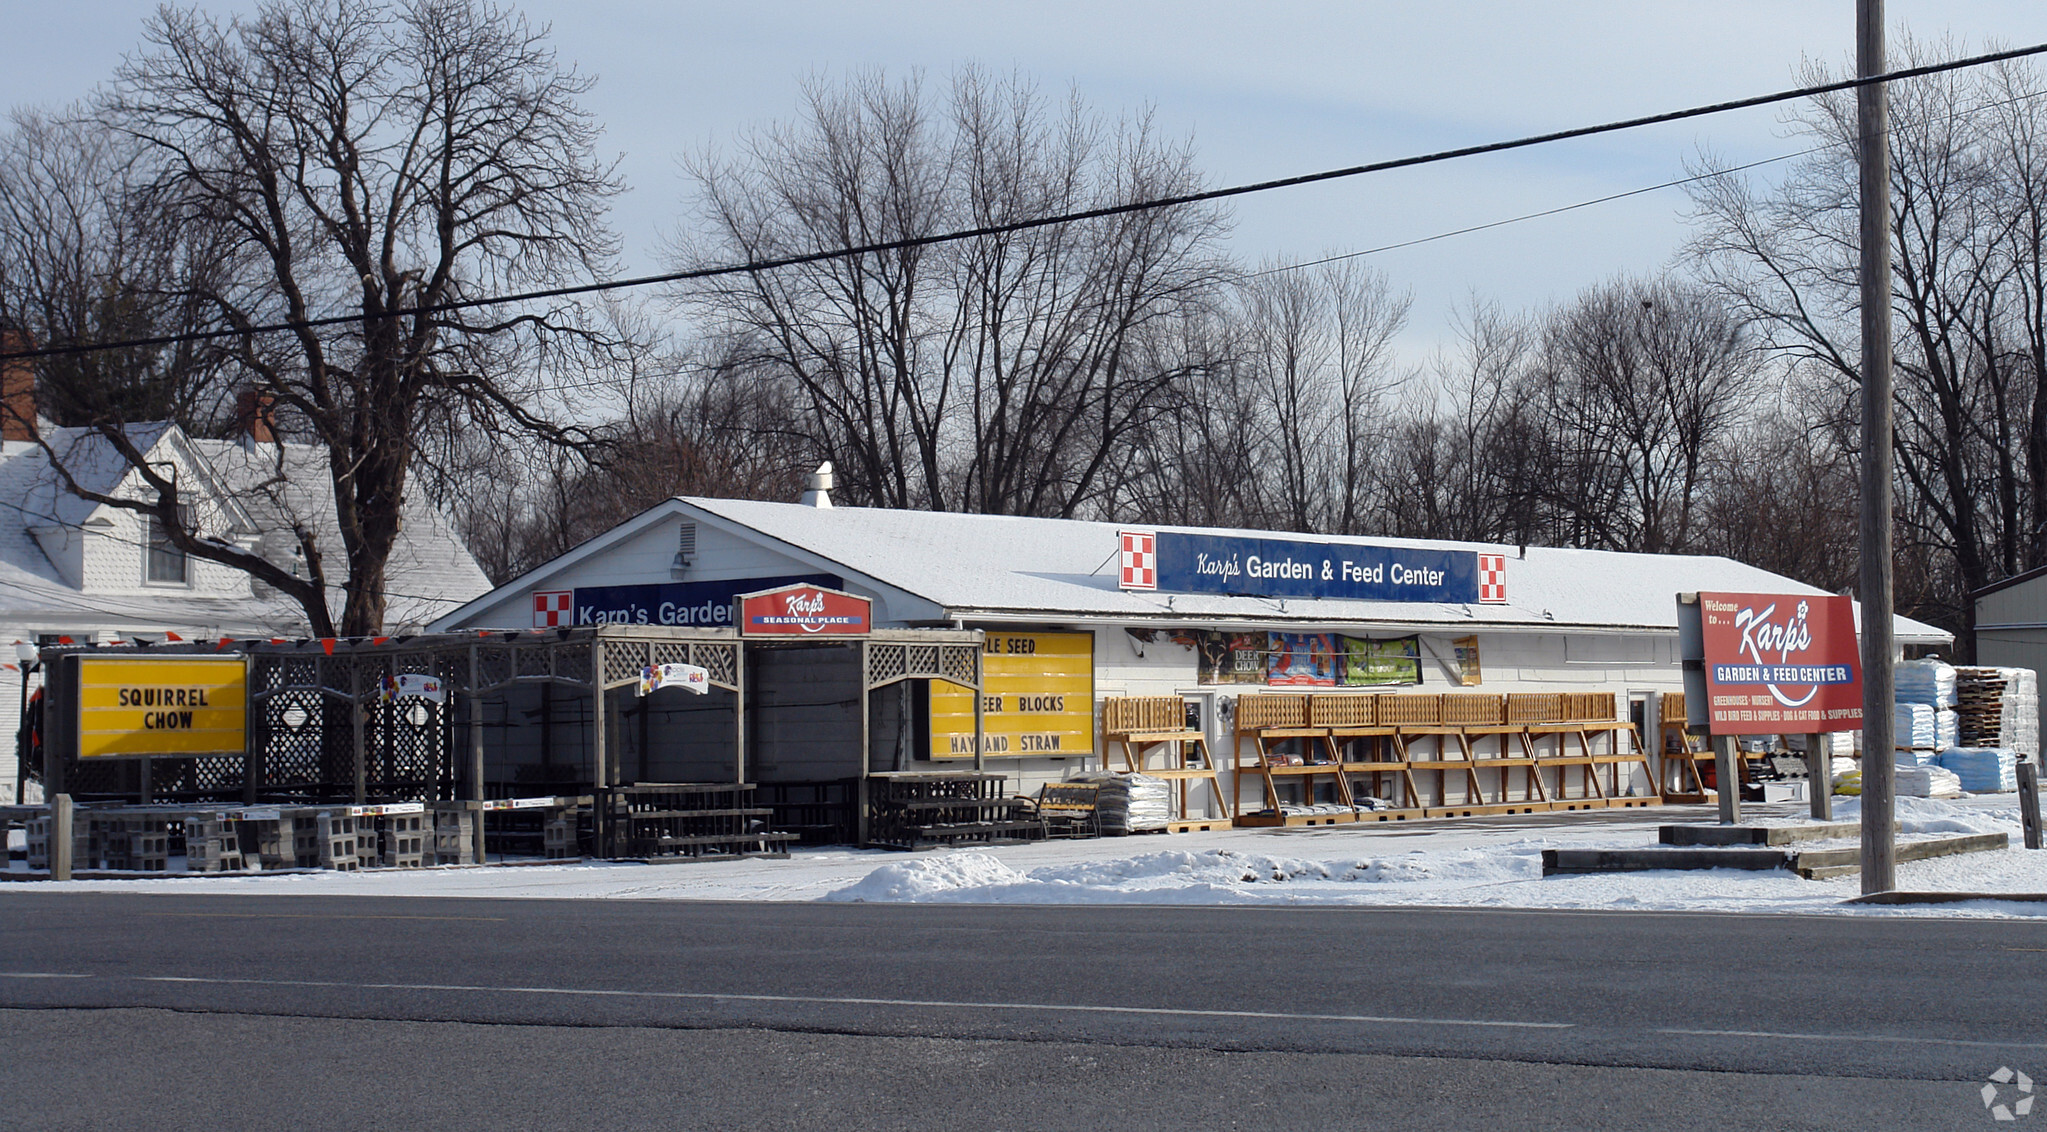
1845, 890, 2047, 905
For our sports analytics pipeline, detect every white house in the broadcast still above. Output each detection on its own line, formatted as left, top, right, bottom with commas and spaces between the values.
0, 413, 491, 803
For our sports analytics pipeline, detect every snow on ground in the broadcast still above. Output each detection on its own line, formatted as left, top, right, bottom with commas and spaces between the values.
6, 796, 2047, 917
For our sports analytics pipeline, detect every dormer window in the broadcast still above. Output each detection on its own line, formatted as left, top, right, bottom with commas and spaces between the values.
145, 510, 190, 584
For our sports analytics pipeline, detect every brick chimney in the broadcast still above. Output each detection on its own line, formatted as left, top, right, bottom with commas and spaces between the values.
234, 388, 277, 444
1, 327, 35, 443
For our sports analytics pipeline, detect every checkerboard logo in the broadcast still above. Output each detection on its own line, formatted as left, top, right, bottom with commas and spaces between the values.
1478, 554, 1508, 604
1119, 530, 1158, 591
532, 590, 573, 628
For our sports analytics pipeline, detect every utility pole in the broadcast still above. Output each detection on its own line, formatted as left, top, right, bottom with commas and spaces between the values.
1857, 0, 1898, 893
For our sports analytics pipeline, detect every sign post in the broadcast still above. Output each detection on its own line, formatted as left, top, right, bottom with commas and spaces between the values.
1679, 592, 1863, 826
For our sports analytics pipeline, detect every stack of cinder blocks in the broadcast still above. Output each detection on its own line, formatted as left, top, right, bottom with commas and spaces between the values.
184, 814, 244, 874
104, 816, 170, 872
378, 813, 427, 869
25, 815, 91, 872
316, 812, 361, 872
544, 815, 578, 859
432, 806, 475, 865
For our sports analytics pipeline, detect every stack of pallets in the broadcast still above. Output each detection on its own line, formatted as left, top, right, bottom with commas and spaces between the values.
865, 773, 1040, 849
606, 784, 795, 861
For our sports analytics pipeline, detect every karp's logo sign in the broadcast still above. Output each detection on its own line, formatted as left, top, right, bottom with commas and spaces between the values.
736, 583, 872, 637
78, 655, 248, 759
1697, 591, 1862, 735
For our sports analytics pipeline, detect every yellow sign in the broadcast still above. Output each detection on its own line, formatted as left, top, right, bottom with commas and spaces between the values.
932, 631, 1094, 759
78, 656, 248, 759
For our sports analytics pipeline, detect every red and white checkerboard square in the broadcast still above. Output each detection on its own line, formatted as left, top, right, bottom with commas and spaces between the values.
532, 590, 573, 627
1118, 530, 1157, 590
1477, 554, 1507, 604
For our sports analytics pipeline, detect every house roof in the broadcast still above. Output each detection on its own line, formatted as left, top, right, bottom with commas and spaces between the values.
674, 497, 1951, 642
0, 427, 489, 636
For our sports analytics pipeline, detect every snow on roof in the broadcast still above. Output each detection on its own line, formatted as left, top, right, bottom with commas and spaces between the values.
188, 439, 491, 630
683, 497, 1950, 641
0, 427, 488, 634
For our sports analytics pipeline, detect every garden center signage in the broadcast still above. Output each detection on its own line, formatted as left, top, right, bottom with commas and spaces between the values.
737, 583, 872, 637
532, 573, 838, 628
931, 631, 1094, 758
1693, 591, 1862, 735
1119, 530, 1505, 605
77, 655, 248, 759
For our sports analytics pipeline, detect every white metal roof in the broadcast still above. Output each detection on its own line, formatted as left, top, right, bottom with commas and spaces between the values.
680, 497, 1950, 642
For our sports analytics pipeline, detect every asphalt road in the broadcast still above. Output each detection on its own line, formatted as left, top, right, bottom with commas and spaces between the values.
1, 892, 2040, 1129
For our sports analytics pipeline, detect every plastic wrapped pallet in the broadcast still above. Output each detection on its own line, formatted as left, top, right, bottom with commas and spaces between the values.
1895, 658, 1958, 708
1062, 771, 1170, 834
1896, 764, 1964, 799
2001, 667, 2040, 759
1892, 703, 1936, 751
1936, 746, 2019, 793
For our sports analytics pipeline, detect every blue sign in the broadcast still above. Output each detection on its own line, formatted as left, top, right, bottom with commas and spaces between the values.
575, 574, 840, 627
1712, 664, 1854, 686
1154, 534, 1477, 603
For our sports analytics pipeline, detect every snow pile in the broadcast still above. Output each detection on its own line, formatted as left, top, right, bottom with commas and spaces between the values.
1833, 795, 2009, 836
823, 846, 1546, 905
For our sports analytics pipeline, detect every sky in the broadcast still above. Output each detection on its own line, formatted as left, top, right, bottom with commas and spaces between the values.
5, 2, 2047, 364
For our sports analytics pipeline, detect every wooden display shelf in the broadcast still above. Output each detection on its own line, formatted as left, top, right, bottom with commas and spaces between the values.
1102, 696, 1232, 829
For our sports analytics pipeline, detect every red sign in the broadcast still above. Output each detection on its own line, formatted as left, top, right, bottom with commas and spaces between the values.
736, 583, 872, 637
532, 590, 572, 628
1698, 591, 1862, 734
1477, 554, 1508, 604
1118, 530, 1157, 591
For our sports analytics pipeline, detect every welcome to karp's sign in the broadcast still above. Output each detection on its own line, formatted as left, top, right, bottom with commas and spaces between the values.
1696, 591, 1862, 735
77, 656, 248, 759
1119, 530, 1503, 605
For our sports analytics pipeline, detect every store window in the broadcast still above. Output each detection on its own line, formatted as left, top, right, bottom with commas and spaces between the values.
145, 510, 190, 584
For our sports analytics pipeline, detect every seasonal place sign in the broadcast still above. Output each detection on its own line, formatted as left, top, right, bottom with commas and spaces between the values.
1695, 591, 1862, 735
736, 583, 873, 637
1118, 530, 1507, 605
77, 655, 248, 759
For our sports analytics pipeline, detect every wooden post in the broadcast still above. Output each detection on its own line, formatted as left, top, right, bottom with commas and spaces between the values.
591, 637, 608, 857
1714, 734, 1741, 825
1805, 732, 1832, 821
469, 646, 486, 866
137, 757, 152, 805
2020, 761, 2042, 851
50, 793, 72, 881
351, 662, 366, 805
243, 655, 261, 806
734, 642, 747, 786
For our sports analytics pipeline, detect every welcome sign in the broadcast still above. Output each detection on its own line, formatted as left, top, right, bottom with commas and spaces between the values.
1122, 531, 1491, 604
1696, 591, 1862, 735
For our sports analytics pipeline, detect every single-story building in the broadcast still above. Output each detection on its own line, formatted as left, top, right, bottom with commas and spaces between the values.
431, 471, 1946, 824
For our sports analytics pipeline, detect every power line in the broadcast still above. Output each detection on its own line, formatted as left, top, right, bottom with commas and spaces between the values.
4, 41, 2045, 365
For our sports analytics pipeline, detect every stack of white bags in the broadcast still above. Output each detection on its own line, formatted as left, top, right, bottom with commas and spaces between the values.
1895, 658, 1958, 710
1896, 764, 1964, 798
1999, 667, 2040, 759
1891, 703, 1937, 757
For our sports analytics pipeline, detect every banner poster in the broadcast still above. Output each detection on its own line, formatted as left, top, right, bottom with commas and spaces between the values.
1452, 636, 1482, 687
1266, 632, 1340, 687
1196, 631, 1269, 685
1340, 636, 1423, 687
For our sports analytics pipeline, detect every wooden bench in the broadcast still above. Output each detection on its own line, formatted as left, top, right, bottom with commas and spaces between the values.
1035, 782, 1101, 838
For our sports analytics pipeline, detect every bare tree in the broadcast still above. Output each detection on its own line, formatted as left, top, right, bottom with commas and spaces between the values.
0, 0, 624, 636
673, 66, 1229, 519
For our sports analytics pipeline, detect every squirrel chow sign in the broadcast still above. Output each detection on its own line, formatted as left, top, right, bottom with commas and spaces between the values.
1694, 591, 1862, 735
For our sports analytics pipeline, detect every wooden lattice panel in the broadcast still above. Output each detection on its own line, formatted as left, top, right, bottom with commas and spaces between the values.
1103, 696, 1188, 736
1309, 695, 1376, 727
1235, 694, 1308, 730
1377, 694, 1442, 726
1566, 692, 1616, 722
1442, 694, 1505, 726
1661, 691, 1687, 721
1507, 693, 1564, 724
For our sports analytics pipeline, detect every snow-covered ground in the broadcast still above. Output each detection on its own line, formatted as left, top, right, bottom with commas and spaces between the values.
7, 795, 2047, 917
